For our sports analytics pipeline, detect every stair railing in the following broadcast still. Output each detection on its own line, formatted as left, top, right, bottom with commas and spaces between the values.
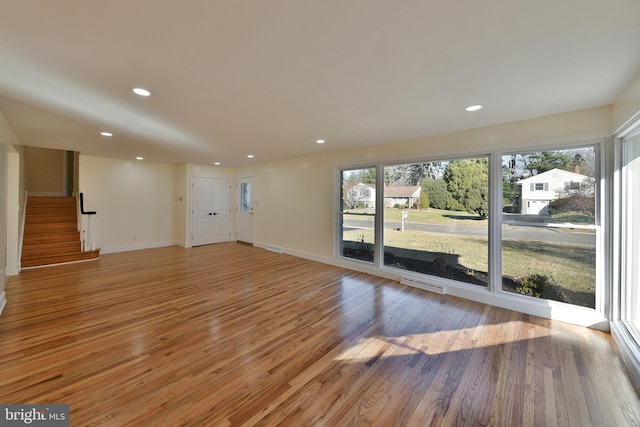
79, 193, 97, 251
18, 190, 28, 270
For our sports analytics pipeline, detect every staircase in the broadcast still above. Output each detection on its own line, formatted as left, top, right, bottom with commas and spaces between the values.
21, 196, 100, 268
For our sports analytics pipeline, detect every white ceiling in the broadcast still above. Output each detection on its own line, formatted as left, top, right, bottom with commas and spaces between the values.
1, 0, 639, 167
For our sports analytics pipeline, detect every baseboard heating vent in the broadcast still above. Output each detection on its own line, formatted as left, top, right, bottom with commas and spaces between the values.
400, 276, 446, 295
264, 245, 283, 254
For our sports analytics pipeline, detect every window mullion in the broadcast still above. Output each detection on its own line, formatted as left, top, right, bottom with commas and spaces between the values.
489, 152, 502, 294
374, 163, 384, 267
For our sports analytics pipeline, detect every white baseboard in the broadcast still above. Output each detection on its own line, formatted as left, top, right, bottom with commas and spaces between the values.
0, 291, 6, 317
100, 240, 176, 255
254, 241, 333, 265
611, 321, 640, 392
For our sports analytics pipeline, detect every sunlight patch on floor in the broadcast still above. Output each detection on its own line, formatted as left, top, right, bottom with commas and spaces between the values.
333, 321, 556, 362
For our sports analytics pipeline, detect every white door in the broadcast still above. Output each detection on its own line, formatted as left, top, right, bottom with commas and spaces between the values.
191, 177, 232, 246
192, 177, 214, 246
212, 178, 232, 243
236, 177, 254, 243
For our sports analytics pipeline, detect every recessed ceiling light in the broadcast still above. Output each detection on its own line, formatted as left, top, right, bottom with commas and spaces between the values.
136, 156, 144, 160
132, 87, 151, 97
100, 132, 113, 137
316, 139, 325, 144
247, 154, 254, 158
465, 104, 482, 112
214, 162, 221, 165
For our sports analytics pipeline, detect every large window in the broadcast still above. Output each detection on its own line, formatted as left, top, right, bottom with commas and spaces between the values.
338, 142, 601, 312
622, 131, 640, 341
382, 158, 489, 286
501, 147, 598, 308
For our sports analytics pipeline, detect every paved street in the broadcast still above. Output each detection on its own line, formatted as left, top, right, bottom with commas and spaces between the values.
343, 218, 594, 245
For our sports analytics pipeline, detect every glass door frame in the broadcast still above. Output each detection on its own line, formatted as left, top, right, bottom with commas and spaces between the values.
610, 117, 640, 388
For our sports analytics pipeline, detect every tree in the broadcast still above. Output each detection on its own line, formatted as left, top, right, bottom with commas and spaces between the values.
385, 162, 448, 186
344, 184, 373, 209
343, 168, 376, 185
385, 164, 423, 185
524, 151, 572, 175
419, 191, 430, 209
443, 158, 489, 217
359, 169, 376, 184
422, 179, 448, 210
502, 164, 520, 212
550, 175, 596, 218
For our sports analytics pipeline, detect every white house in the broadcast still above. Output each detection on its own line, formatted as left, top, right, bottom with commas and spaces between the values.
518, 168, 589, 215
384, 185, 422, 208
343, 184, 422, 209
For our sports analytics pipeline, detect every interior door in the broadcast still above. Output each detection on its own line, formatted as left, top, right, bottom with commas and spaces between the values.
212, 178, 232, 243
191, 177, 232, 246
192, 177, 214, 246
236, 177, 254, 243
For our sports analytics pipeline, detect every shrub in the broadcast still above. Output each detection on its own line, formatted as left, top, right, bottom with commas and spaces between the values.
549, 194, 594, 217
418, 193, 429, 209
422, 179, 448, 210
516, 274, 550, 298
515, 273, 568, 303
446, 195, 465, 212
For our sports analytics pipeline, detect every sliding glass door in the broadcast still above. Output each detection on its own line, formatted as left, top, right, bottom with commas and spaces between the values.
622, 131, 640, 341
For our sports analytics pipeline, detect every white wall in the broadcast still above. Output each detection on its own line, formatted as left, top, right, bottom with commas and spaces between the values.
79, 155, 178, 254
25, 146, 65, 195
5, 151, 20, 275
0, 112, 20, 314
0, 129, 7, 302
175, 163, 187, 245
613, 69, 640, 133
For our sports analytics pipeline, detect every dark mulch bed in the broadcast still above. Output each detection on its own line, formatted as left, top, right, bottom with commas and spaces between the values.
342, 246, 595, 309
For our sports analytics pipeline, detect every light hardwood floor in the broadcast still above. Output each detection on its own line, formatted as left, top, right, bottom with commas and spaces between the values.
1, 243, 639, 426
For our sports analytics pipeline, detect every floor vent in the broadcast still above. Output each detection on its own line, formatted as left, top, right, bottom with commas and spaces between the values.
400, 276, 446, 295
264, 245, 283, 254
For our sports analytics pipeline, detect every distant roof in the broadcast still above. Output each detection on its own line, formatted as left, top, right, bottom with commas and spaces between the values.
517, 168, 588, 184
384, 186, 421, 197
343, 182, 375, 191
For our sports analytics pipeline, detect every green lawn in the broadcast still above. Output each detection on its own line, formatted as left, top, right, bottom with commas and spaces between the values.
342, 207, 596, 307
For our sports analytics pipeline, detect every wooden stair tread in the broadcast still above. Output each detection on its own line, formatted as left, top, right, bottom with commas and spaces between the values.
22, 195, 99, 269
24, 222, 78, 234
21, 250, 100, 268
25, 214, 77, 224
22, 247, 97, 260
22, 241, 83, 259
23, 231, 81, 245
27, 196, 77, 206
26, 206, 77, 216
